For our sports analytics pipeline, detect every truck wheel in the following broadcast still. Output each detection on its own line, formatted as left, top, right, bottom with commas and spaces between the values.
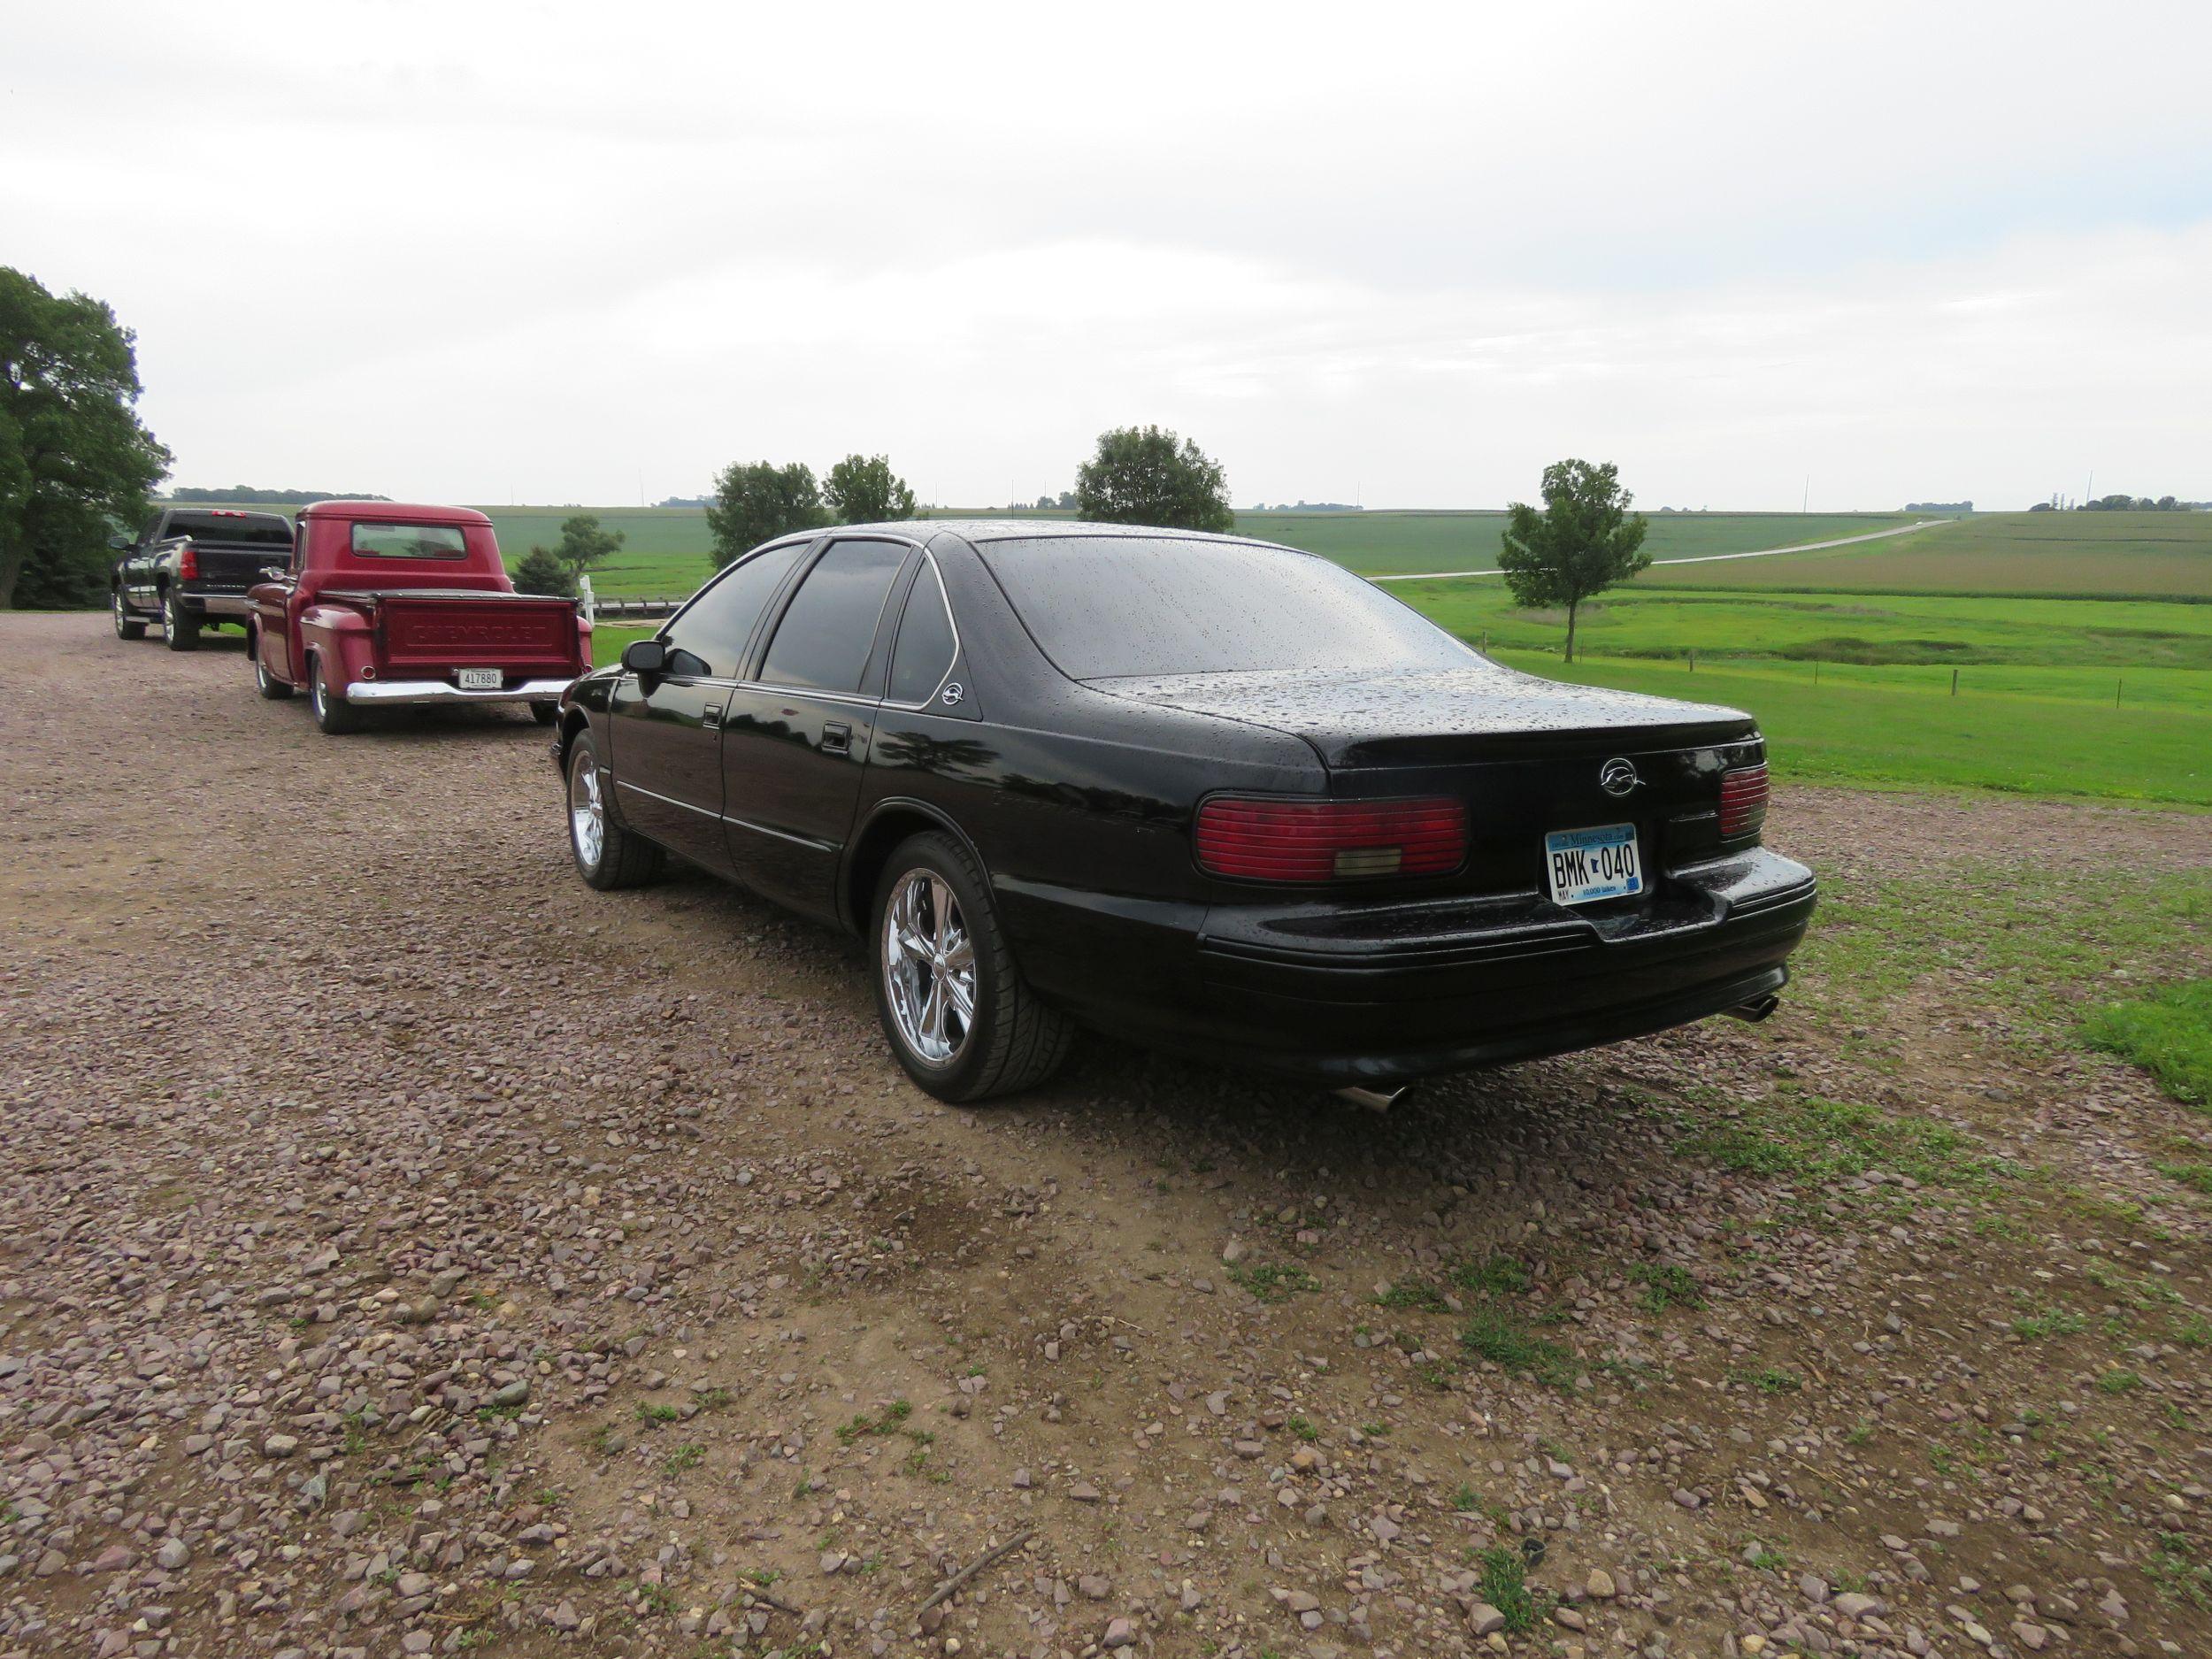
566, 729, 662, 889
309, 654, 364, 734
872, 830, 1072, 1103
531, 701, 559, 726
250, 629, 293, 700
112, 590, 146, 641
162, 588, 200, 651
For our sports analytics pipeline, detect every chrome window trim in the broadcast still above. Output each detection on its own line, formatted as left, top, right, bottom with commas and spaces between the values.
621, 540, 964, 714
879, 549, 962, 711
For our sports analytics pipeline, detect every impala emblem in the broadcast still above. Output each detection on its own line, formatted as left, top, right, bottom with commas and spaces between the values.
941, 682, 964, 706
1599, 757, 1640, 797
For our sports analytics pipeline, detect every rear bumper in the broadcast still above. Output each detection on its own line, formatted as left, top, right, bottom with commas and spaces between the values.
345, 677, 573, 706
180, 591, 253, 618
1000, 848, 1817, 1084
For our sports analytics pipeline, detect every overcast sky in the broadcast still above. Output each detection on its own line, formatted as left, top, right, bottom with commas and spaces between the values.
8, 2, 2210, 511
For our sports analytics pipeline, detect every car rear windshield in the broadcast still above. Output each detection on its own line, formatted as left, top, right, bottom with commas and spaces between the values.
977, 535, 1477, 680
350, 523, 469, 559
167, 511, 294, 549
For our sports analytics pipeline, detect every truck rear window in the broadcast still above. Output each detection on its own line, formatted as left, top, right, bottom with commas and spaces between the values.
168, 511, 294, 549
351, 523, 469, 559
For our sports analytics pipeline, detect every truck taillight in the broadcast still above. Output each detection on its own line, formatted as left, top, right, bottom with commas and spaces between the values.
1719, 764, 1769, 838
177, 543, 200, 580
1195, 795, 1466, 882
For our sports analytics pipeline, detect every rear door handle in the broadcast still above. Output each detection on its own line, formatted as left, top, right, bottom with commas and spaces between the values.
703, 702, 725, 728
821, 721, 851, 755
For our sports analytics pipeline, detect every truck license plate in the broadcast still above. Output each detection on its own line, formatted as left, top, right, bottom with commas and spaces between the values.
1544, 823, 1643, 905
457, 668, 503, 691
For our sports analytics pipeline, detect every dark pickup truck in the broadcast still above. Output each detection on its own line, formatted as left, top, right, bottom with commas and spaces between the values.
112, 507, 298, 651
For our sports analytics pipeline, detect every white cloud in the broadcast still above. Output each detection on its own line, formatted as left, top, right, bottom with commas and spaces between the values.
4, 0, 2208, 506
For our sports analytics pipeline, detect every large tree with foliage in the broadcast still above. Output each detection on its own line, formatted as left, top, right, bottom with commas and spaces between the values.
705, 460, 827, 568
544, 511, 622, 582
1497, 458, 1650, 664
823, 453, 917, 525
1, 268, 171, 608
1074, 425, 1234, 533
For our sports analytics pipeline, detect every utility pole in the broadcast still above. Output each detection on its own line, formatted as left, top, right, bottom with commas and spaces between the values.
1801, 476, 1809, 514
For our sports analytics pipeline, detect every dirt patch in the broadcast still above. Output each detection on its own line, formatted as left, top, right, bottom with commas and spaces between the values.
0, 611, 2208, 1659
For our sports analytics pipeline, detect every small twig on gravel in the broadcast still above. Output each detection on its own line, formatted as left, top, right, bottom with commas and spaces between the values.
919, 1527, 1034, 1613
743, 1584, 803, 1617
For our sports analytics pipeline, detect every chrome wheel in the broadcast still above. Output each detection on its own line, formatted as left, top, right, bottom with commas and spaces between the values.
311, 666, 326, 718
569, 750, 605, 872
112, 591, 128, 636
882, 868, 977, 1065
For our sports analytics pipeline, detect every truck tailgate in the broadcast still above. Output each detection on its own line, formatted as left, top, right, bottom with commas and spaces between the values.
365, 592, 584, 679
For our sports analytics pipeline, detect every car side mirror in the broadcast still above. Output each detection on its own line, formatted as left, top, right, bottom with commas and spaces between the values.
621, 639, 669, 676
109, 532, 133, 551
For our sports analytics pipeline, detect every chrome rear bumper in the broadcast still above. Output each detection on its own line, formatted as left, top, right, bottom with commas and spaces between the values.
344, 677, 572, 706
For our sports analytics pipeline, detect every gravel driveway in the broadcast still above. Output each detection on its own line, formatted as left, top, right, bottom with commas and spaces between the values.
3, 611, 2207, 1659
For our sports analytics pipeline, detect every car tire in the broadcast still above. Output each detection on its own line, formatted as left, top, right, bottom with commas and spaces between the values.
531, 701, 559, 726
308, 653, 363, 734
872, 829, 1072, 1103
162, 588, 199, 651
250, 629, 294, 700
565, 727, 662, 889
112, 590, 146, 641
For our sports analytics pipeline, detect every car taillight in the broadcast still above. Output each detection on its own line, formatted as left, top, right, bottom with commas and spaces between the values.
1195, 795, 1467, 882
177, 543, 199, 580
1719, 764, 1769, 838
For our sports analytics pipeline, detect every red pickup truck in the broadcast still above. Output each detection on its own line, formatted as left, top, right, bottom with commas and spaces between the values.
246, 501, 589, 734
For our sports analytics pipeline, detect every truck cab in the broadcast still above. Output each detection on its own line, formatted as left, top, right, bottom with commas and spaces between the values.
246, 501, 589, 733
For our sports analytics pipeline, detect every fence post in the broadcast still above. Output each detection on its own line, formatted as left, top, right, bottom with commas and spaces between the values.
1950, 668, 1958, 697
2116, 677, 2123, 709
1688, 649, 1695, 673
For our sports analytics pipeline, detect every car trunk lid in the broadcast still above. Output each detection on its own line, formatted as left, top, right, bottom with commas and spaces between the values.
1094, 663, 1765, 898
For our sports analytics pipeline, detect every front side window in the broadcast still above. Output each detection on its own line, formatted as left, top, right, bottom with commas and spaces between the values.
976, 535, 1479, 680
661, 540, 807, 677
887, 560, 957, 704
350, 522, 468, 559
759, 539, 909, 693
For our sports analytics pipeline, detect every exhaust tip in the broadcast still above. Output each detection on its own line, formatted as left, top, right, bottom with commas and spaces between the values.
1722, 994, 1782, 1024
1334, 1083, 1414, 1112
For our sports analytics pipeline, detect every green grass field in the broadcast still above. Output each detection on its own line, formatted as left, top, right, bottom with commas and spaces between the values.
1639, 511, 2212, 600
178, 495, 2211, 805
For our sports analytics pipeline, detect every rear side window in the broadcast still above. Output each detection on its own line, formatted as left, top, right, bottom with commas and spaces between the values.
168, 510, 295, 549
760, 539, 909, 693
663, 541, 807, 677
887, 560, 956, 704
351, 523, 468, 559
978, 535, 1476, 680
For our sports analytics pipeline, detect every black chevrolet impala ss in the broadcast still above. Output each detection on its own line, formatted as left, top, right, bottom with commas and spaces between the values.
552, 522, 1816, 1102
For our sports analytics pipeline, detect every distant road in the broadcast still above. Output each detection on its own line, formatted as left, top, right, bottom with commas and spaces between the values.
1367, 518, 1947, 583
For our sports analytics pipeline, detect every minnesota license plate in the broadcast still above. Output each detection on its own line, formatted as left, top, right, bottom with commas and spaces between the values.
1544, 823, 1643, 905
457, 667, 503, 691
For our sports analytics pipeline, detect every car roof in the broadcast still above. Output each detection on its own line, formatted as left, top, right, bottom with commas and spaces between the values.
297, 500, 492, 526
835, 518, 1277, 551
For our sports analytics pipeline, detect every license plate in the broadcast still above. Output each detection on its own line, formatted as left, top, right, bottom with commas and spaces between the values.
1544, 823, 1643, 905
457, 667, 503, 691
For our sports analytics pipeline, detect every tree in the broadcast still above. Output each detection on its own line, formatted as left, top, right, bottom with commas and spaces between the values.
1497, 458, 1651, 664
1, 267, 172, 608
705, 461, 826, 568
514, 547, 574, 596
1074, 425, 1234, 533
823, 453, 918, 525
549, 511, 622, 582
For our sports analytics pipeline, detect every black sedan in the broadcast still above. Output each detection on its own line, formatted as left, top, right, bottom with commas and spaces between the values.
552, 522, 1815, 1103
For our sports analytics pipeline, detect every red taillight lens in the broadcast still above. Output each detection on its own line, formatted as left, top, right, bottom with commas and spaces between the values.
1719, 764, 1769, 838
177, 543, 200, 580
1195, 795, 1467, 882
